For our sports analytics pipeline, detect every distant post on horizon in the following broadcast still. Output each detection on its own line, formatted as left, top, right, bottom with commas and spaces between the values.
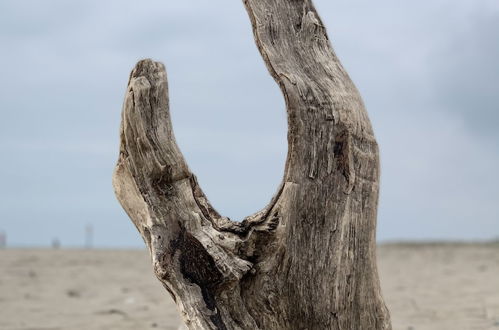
85, 224, 93, 249
0, 231, 6, 249
52, 238, 60, 249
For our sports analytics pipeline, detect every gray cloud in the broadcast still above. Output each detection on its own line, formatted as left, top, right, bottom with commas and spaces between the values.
430, 9, 499, 143
0, 0, 497, 246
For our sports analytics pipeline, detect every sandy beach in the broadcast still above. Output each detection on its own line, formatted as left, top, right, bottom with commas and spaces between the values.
1, 243, 498, 330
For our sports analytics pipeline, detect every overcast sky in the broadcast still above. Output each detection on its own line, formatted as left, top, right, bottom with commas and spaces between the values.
0, 0, 498, 247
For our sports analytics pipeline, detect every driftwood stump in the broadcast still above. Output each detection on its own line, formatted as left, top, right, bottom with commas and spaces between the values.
113, 0, 391, 329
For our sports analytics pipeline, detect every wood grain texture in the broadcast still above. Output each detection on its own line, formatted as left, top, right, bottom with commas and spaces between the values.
113, 0, 391, 329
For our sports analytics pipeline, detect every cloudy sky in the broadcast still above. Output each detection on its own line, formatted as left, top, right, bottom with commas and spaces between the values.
0, 0, 498, 247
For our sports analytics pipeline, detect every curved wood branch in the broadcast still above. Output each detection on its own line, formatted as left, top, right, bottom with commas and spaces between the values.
113, 1, 391, 329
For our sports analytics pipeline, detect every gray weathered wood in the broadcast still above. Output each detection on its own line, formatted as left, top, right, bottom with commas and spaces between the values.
113, 0, 391, 329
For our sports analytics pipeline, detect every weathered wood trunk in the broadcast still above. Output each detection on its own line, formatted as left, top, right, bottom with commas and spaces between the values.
113, 0, 391, 329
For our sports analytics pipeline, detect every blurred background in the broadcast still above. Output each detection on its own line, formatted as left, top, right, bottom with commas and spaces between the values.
1, 2, 499, 330
0, 0, 498, 248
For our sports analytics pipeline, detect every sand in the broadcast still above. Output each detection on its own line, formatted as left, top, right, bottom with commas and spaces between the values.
378, 243, 499, 330
0, 243, 498, 330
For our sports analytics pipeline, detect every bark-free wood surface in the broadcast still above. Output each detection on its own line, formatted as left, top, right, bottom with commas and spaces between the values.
113, 0, 391, 329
